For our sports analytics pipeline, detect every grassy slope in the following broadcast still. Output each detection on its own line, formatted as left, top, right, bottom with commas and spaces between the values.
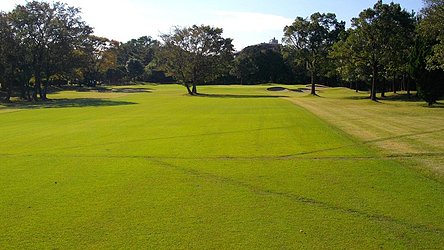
0, 84, 443, 248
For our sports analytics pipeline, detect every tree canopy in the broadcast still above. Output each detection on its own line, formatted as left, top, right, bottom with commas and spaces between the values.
284, 13, 345, 95
158, 25, 234, 95
330, 1, 415, 100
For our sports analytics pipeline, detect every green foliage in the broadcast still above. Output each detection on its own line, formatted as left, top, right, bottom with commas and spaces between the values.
105, 67, 126, 84
8, 1, 92, 99
420, 0, 444, 70
125, 58, 145, 81
118, 36, 159, 66
158, 25, 234, 94
331, 1, 415, 100
409, 36, 444, 105
284, 12, 345, 94
0, 12, 17, 101
231, 44, 290, 84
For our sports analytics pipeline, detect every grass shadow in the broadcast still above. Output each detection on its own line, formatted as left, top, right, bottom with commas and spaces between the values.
110, 88, 152, 93
380, 93, 423, 102
196, 93, 288, 98
0, 98, 137, 110
48, 86, 152, 94
342, 95, 372, 100
424, 102, 444, 108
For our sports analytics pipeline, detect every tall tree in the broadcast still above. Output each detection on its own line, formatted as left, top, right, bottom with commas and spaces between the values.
79, 35, 117, 86
158, 25, 234, 95
0, 12, 16, 101
9, 1, 92, 100
330, 34, 369, 92
409, 0, 444, 106
284, 13, 345, 95
331, 1, 415, 101
419, 0, 444, 70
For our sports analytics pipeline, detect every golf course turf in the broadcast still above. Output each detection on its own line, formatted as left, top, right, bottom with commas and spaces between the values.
1, 84, 443, 248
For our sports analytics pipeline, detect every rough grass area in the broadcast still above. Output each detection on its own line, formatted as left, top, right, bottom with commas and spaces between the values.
288, 87, 444, 179
0, 84, 443, 248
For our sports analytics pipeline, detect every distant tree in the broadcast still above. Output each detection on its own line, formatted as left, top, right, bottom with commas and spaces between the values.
126, 58, 144, 81
231, 53, 257, 85
284, 13, 345, 95
105, 66, 126, 84
79, 35, 118, 86
158, 25, 234, 95
231, 44, 289, 84
118, 36, 159, 66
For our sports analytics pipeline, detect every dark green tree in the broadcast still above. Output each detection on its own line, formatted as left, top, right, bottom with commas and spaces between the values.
126, 58, 144, 81
158, 25, 234, 95
9, 1, 92, 100
284, 13, 345, 95
118, 36, 159, 66
0, 12, 17, 101
420, 0, 444, 70
330, 1, 415, 101
408, 0, 444, 106
409, 36, 444, 106
231, 44, 289, 84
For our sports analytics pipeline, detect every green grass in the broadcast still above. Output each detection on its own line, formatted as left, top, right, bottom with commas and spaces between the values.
0, 84, 443, 248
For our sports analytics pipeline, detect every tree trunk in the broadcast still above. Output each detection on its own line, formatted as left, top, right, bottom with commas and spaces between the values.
381, 77, 386, 98
185, 83, 193, 95
371, 64, 377, 101
310, 71, 316, 95
3, 84, 11, 102
42, 80, 48, 100
192, 82, 197, 95
21, 81, 30, 101
356, 81, 359, 93
393, 73, 397, 94
406, 77, 411, 96
20, 83, 26, 100
34, 73, 42, 101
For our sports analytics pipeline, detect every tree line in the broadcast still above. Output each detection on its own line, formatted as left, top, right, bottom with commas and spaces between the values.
0, 0, 443, 105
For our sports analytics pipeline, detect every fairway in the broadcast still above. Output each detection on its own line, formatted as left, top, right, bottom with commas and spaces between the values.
1, 85, 443, 248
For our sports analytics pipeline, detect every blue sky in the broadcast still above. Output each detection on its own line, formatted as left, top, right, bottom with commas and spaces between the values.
0, 0, 423, 50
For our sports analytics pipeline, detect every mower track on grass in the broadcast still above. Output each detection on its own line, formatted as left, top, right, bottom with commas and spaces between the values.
149, 159, 444, 235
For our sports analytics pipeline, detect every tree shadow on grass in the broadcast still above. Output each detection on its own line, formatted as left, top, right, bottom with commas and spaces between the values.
47, 86, 152, 94
0, 98, 137, 110
196, 93, 288, 98
380, 93, 423, 102
342, 95, 373, 100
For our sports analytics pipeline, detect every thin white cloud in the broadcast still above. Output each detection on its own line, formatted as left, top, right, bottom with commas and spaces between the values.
207, 11, 293, 49
210, 11, 293, 32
